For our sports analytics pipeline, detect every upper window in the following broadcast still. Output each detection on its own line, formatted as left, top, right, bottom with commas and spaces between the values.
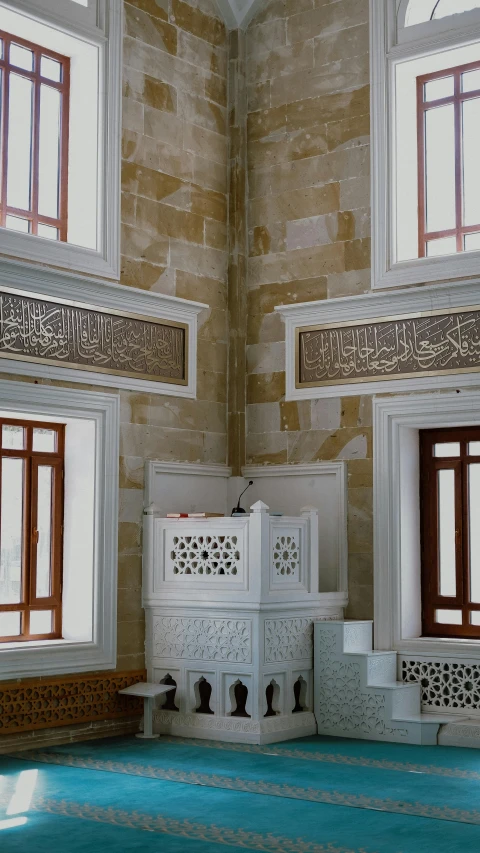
406, 0, 480, 26
0, 30, 70, 242
371, 0, 480, 288
0, 417, 64, 642
417, 59, 480, 259
0, 1, 121, 279
420, 427, 480, 639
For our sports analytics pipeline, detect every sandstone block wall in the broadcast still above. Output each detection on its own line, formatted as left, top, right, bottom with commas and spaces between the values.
245, 0, 373, 618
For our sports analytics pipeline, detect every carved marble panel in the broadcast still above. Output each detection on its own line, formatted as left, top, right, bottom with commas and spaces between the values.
170, 534, 241, 577
154, 616, 252, 663
297, 307, 480, 388
402, 659, 480, 711
264, 618, 313, 663
0, 290, 187, 384
272, 532, 300, 582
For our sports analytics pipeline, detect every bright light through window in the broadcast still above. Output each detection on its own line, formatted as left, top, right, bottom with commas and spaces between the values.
417, 60, 480, 259
0, 31, 69, 242
406, 0, 480, 25
7, 770, 38, 816
0, 768, 38, 831
433, 0, 480, 18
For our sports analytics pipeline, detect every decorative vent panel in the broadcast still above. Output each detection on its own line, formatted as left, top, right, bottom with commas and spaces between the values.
170, 534, 241, 577
0, 670, 145, 735
272, 532, 300, 581
402, 659, 480, 711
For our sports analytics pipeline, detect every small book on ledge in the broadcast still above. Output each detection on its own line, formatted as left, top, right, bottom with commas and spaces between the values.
166, 512, 224, 519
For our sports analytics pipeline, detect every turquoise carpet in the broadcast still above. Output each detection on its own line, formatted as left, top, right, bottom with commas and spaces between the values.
1, 735, 480, 852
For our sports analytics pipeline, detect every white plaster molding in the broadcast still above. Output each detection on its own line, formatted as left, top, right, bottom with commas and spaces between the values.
0, 0, 123, 279
145, 462, 231, 510
276, 278, 480, 400
0, 258, 206, 398
0, 380, 119, 680
373, 390, 480, 659
370, 0, 480, 290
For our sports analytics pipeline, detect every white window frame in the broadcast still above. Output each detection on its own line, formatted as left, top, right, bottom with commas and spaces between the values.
371, 0, 480, 289
0, 379, 119, 680
374, 388, 480, 659
0, 0, 122, 279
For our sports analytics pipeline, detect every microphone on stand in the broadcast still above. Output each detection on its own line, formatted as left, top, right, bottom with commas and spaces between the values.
231, 481, 254, 516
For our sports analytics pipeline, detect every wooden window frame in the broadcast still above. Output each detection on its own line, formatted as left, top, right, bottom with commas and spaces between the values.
0, 30, 70, 242
420, 426, 480, 639
0, 417, 64, 642
417, 58, 480, 258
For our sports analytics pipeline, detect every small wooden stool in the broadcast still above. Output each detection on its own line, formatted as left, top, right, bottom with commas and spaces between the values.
119, 682, 172, 739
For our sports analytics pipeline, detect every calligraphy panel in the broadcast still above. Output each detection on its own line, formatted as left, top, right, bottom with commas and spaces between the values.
297, 308, 480, 388
0, 290, 187, 385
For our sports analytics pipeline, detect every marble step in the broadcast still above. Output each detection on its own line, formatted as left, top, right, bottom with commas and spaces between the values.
438, 718, 480, 748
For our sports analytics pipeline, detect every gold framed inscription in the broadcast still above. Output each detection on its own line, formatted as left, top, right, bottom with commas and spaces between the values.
0, 288, 188, 385
296, 305, 480, 389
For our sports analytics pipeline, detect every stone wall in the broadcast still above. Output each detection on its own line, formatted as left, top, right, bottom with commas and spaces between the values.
245, 0, 373, 618
119, 0, 230, 666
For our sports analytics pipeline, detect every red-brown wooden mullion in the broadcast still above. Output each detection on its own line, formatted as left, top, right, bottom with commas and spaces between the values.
454, 70, 464, 253
0, 419, 64, 642
0, 29, 69, 239
29, 456, 62, 610
417, 58, 480, 258
417, 75, 427, 258
0, 36, 10, 227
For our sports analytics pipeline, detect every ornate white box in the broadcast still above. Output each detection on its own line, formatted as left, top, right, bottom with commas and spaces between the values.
143, 501, 344, 744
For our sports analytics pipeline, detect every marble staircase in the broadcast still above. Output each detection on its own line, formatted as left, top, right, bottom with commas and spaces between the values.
314, 621, 461, 745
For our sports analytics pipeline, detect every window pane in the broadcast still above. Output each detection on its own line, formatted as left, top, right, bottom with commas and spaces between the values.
425, 104, 456, 233
462, 69, 480, 92
438, 469, 457, 597
36, 466, 53, 599
5, 215, 30, 234
471, 612, 480, 625
30, 610, 52, 635
462, 98, 480, 227
435, 609, 463, 624
426, 236, 457, 257
0, 611, 20, 637
33, 428, 56, 453
434, 442, 460, 457
433, 0, 480, 19
2, 425, 24, 450
469, 464, 480, 603
469, 442, 480, 455
465, 233, 480, 251
10, 44, 34, 72
424, 76, 454, 101
37, 224, 58, 241
0, 40, 3, 60
7, 74, 33, 211
37, 223, 59, 240
41, 56, 61, 83
38, 85, 61, 220
0, 458, 24, 605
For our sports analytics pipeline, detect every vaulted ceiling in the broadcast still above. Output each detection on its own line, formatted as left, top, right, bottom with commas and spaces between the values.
215, 0, 264, 29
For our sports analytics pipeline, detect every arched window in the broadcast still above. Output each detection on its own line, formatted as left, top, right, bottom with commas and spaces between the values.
372, 0, 480, 289
406, 0, 480, 26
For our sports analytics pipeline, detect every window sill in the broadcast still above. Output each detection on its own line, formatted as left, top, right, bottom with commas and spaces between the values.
396, 636, 480, 659
0, 638, 116, 681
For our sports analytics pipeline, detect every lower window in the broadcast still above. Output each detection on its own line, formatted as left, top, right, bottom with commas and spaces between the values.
420, 426, 480, 638
0, 417, 64, 641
